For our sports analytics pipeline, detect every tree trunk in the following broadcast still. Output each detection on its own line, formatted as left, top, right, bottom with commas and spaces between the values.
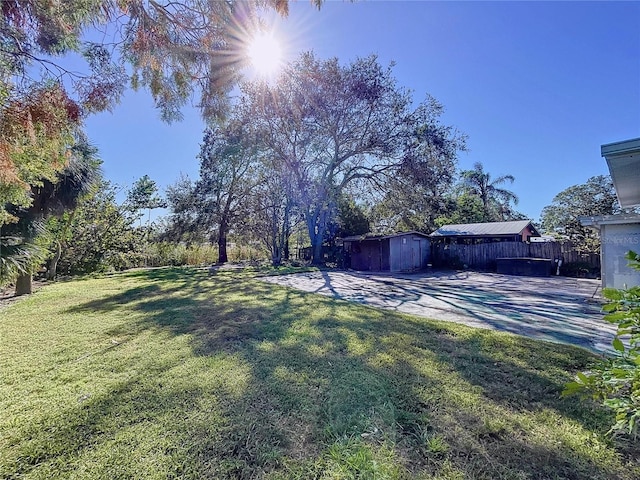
46, 241, 62, 280
15, 273, 33, 296
218, 224, 228, 264
271, 244, 282, 267
309, 207, 331, 265
306, 215, 322, 265
310, 221, 326, 266
283, 203, 291, 261
311, 241, 324, 265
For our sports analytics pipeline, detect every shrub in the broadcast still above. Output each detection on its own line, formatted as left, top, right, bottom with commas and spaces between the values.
564, 251, 640, 438
560, 261, 599, 278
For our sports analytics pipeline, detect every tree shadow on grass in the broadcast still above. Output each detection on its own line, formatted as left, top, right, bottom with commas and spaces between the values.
51, 269, 640, 479
3, 364, 294, 479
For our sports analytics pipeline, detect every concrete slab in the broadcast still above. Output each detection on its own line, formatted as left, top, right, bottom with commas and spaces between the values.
261, 270, 616, 353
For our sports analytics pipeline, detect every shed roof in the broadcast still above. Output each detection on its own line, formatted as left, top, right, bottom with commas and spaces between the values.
341, 231, 430, 242
601, 138, 640, 208
431, 220, 538, 237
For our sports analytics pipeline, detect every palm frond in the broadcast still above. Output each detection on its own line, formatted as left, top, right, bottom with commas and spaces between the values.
0, 236, 48, 285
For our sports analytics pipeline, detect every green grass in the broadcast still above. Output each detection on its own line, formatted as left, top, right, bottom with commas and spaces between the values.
0, 267, 638, 479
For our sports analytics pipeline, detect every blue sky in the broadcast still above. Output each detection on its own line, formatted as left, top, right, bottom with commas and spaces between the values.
84, 1, 640, 222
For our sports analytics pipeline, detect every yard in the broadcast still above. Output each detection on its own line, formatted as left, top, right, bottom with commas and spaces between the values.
1, 267, 638, 479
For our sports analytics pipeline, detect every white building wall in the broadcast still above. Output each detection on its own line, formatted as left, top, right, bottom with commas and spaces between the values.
601, 223, 640, 289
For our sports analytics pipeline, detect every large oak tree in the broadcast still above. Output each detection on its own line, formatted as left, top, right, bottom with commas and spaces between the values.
243, 53, 464, 264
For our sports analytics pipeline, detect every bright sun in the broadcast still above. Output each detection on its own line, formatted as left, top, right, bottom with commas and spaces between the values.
247, 32, 282, 76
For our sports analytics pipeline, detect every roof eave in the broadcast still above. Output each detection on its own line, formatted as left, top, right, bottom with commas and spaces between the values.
601, 138, 640, 208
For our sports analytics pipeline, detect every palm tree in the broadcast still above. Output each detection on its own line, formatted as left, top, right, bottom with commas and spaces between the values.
460, 162, 519, 222
2, 137, 101, 295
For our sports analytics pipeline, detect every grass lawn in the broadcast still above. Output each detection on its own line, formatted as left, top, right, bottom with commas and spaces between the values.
1, 267, 638, 479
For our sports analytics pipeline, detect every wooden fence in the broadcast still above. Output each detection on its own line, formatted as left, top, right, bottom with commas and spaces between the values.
431, 241, 600, 272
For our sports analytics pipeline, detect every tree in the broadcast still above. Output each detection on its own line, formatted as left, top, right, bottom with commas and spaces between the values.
244, 167, 297, 267
52, 181, 144, 275
540, 175, 621, 254
434, 192, 486, 227
2, 0, 297, 120
0, 83, 83, 225
126, 175, 165, 226
44, 140, 103, 280
243, 53, 464, 264
195, 122, 260, 264
460, 162, 519, 222
335, 195, 370, 239
2, 136, 101, 294
1, 0, 300, 227
368, 122, 462, 235
161, 175, 209, 245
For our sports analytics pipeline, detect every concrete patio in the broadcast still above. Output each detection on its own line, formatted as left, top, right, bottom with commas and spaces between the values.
262, 270, 615, 353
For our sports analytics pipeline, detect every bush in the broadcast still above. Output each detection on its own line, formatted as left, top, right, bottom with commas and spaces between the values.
560, 261, 600, 278
564, 251, 640, 438
143, 242, 218, 267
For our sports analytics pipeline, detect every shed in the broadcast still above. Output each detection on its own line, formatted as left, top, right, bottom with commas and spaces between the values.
430, 220, 540, 244
342, 231, 431, 272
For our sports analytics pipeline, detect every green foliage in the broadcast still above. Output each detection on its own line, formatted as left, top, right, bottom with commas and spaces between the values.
564, 250, 640, 438
0, 83, 82, 225
460, 162, 519, 222
541, 175, 622, 254
1, 0, 294, 229
1, 1, 291, 122
1, 136, 101, 290
162, 175, 209, 244
126, 175, 165, 214
330, 195, 370, 239
52, 181, 143, 275
434, 193, 485, 228
125, 175, 166, 232
0, 231, 48, 287
195, 123, 261, 263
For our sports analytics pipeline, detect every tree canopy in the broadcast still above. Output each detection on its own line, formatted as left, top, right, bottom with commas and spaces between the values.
241, 53, 465, 263
540, 175, 621, 254
460, 162, 519, 222
1, 0, 299, 226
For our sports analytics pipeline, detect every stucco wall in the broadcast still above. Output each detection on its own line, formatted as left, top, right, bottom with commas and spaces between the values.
601, 223, 640, 289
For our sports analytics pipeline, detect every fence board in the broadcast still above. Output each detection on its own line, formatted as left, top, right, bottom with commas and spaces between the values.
432, 241, 600, 271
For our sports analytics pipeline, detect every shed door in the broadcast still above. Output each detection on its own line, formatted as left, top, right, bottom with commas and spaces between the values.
412, 239, 422, 270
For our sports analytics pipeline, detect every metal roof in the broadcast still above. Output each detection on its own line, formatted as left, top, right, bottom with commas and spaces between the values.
341, 231, 431, 242
601, 138, 640, 208
431, 220, 536, 237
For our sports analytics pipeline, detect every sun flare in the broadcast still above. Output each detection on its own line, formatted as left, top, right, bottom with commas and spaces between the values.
247, 32, 283, 76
